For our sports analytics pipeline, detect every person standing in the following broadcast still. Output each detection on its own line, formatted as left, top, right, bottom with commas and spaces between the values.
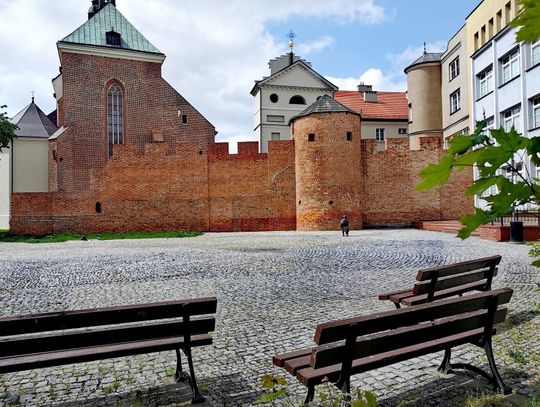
340, 215, 350, 237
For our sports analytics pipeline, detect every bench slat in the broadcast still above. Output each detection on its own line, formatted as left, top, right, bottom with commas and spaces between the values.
284, 355, 311, 375
272, 347, 312, 368
413, 268, 497, 296
298, 328, 485, 387
0, 334, 212, 374
311, 307, 506, 369
388, 290, 415, 304
415, 256, 501, 281
402, 281, 488, 306
315, 288, 512, 345
0, 297, 218, 337
0, 317, 215, 357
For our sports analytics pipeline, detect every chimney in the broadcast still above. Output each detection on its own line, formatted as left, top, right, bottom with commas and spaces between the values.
357, 82, 372, 93
363, 90, 378, 103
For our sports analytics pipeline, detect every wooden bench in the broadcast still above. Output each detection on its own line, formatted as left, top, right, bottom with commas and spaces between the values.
273, 288, 513, 404
378, 255, 501, 308
0, 297, 217, 404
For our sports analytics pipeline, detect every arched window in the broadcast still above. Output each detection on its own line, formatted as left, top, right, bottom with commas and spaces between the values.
108, 84, 124, 156
289, 95, 306, 105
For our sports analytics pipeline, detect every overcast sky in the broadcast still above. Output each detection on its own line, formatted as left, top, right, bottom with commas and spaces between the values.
0, 0, 478, 151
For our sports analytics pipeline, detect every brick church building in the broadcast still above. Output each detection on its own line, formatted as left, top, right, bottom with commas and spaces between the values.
10, 1, 473, 235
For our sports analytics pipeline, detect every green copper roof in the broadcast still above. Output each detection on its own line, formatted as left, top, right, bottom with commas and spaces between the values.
59, 3, 163, 55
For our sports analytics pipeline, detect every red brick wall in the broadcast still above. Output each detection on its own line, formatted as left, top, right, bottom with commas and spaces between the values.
362, 136, 473, 225
11, 140, 296, 235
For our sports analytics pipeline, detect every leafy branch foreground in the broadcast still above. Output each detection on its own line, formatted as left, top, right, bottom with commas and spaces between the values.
417, 121, 539, 240
0, 230, 202, 243
254, 374, 376, 407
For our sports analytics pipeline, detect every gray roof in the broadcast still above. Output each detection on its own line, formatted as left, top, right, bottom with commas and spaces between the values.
289, 94, 359, 124
11, 100, 59, 138
59, 3, 163, 55
404, 52, 443, 73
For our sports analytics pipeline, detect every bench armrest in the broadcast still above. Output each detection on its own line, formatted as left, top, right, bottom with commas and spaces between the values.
378, 288, 413, 301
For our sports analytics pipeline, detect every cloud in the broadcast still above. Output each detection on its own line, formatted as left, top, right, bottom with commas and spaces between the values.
386, 41, 448, 69
326, 68, 407, 92
296, 36, 335, 56
326, 39, 449, 94
0, 0, 388, 152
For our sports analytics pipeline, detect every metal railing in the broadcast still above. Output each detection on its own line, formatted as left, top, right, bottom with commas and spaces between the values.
491, 209, 540, 226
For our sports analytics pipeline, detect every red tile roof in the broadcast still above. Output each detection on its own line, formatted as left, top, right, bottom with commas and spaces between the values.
334, 90, 408, 120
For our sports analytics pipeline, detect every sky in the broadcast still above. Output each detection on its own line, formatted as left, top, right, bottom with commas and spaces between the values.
0, 0, 479, 152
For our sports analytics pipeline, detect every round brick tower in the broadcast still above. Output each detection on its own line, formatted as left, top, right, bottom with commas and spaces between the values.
291, 95, 362, 231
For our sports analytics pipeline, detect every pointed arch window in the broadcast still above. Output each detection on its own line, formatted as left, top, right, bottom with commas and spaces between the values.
108, 84, 124, 156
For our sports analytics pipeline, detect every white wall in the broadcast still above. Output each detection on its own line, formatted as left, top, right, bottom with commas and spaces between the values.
0, 147, 10, 229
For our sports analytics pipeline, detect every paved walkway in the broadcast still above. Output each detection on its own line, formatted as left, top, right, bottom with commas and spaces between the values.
0, 230, 539, 406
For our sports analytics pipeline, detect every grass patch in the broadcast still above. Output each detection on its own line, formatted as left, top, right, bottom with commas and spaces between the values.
0, 230, 202, 243
508, 349, 527, 364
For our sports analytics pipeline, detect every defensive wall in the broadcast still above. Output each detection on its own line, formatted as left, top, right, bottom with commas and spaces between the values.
10, 136, 472, 235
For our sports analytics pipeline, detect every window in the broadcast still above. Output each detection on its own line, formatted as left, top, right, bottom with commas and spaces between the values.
482, 117, 495, 137
477, 67, 493, 98
398, 128, 407, 135
532, 39, 540, 67
308, 133, 315, 142
375, 128, 385, 141
107, 83, 124, 156
267, 115, 284, 123
182, 114, 188, 124
270, 93, 279, 103
271, 132, 280, 141
532, 96, 540, 129
450, 89, 461, 113
106, 30, 121, 46
500, 49, 520, 84
502, 105, 521, 133
289, 95, 306, 105
408, 103, 412, 123
449, 57, 460, 80
346, 131, 352, 141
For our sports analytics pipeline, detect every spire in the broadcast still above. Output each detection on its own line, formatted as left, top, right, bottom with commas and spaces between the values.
288, 30, 296, 66
88, 0, 116, 19
423, 41, 427, 54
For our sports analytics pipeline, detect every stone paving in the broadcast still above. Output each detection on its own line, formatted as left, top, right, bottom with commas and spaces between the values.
0, 229, 539, 406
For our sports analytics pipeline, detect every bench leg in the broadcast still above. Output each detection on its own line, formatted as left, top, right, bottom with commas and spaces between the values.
185, 348, 206, 404
175, 348, 187, 382
393, 302, 401, 309
304, 385, 315, 405
438, 348, 452, 373
484, 338, 512, 395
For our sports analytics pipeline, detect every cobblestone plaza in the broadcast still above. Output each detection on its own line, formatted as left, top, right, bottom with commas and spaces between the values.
1, 230, 539, 406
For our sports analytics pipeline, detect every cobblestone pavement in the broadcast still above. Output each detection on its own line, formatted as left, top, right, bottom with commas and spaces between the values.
0, 230, 539, 406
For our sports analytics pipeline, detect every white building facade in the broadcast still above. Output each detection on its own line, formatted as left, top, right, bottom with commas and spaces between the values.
472, 25, 540, 208
251, 54, 337, 153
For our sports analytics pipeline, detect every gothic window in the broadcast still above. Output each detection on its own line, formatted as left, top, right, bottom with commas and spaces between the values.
108, 83, 124, 156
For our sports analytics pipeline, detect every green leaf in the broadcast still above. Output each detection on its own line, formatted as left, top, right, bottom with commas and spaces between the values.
527, 136, 540, 163
448, 135, 473, 155
416, 155, 454, 191
352, 400, 368, 407
261, 374, 275, 389
465, 176, 500, 196
510, 0, 540, 43
532, 259, 540, 268
458, 209, 493, 239
364, 391, 377, 407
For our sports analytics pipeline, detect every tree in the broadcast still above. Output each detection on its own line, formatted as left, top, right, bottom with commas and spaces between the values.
416, 122, 539, 239
0, 105, 18, 154
510, 0, 540, 42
